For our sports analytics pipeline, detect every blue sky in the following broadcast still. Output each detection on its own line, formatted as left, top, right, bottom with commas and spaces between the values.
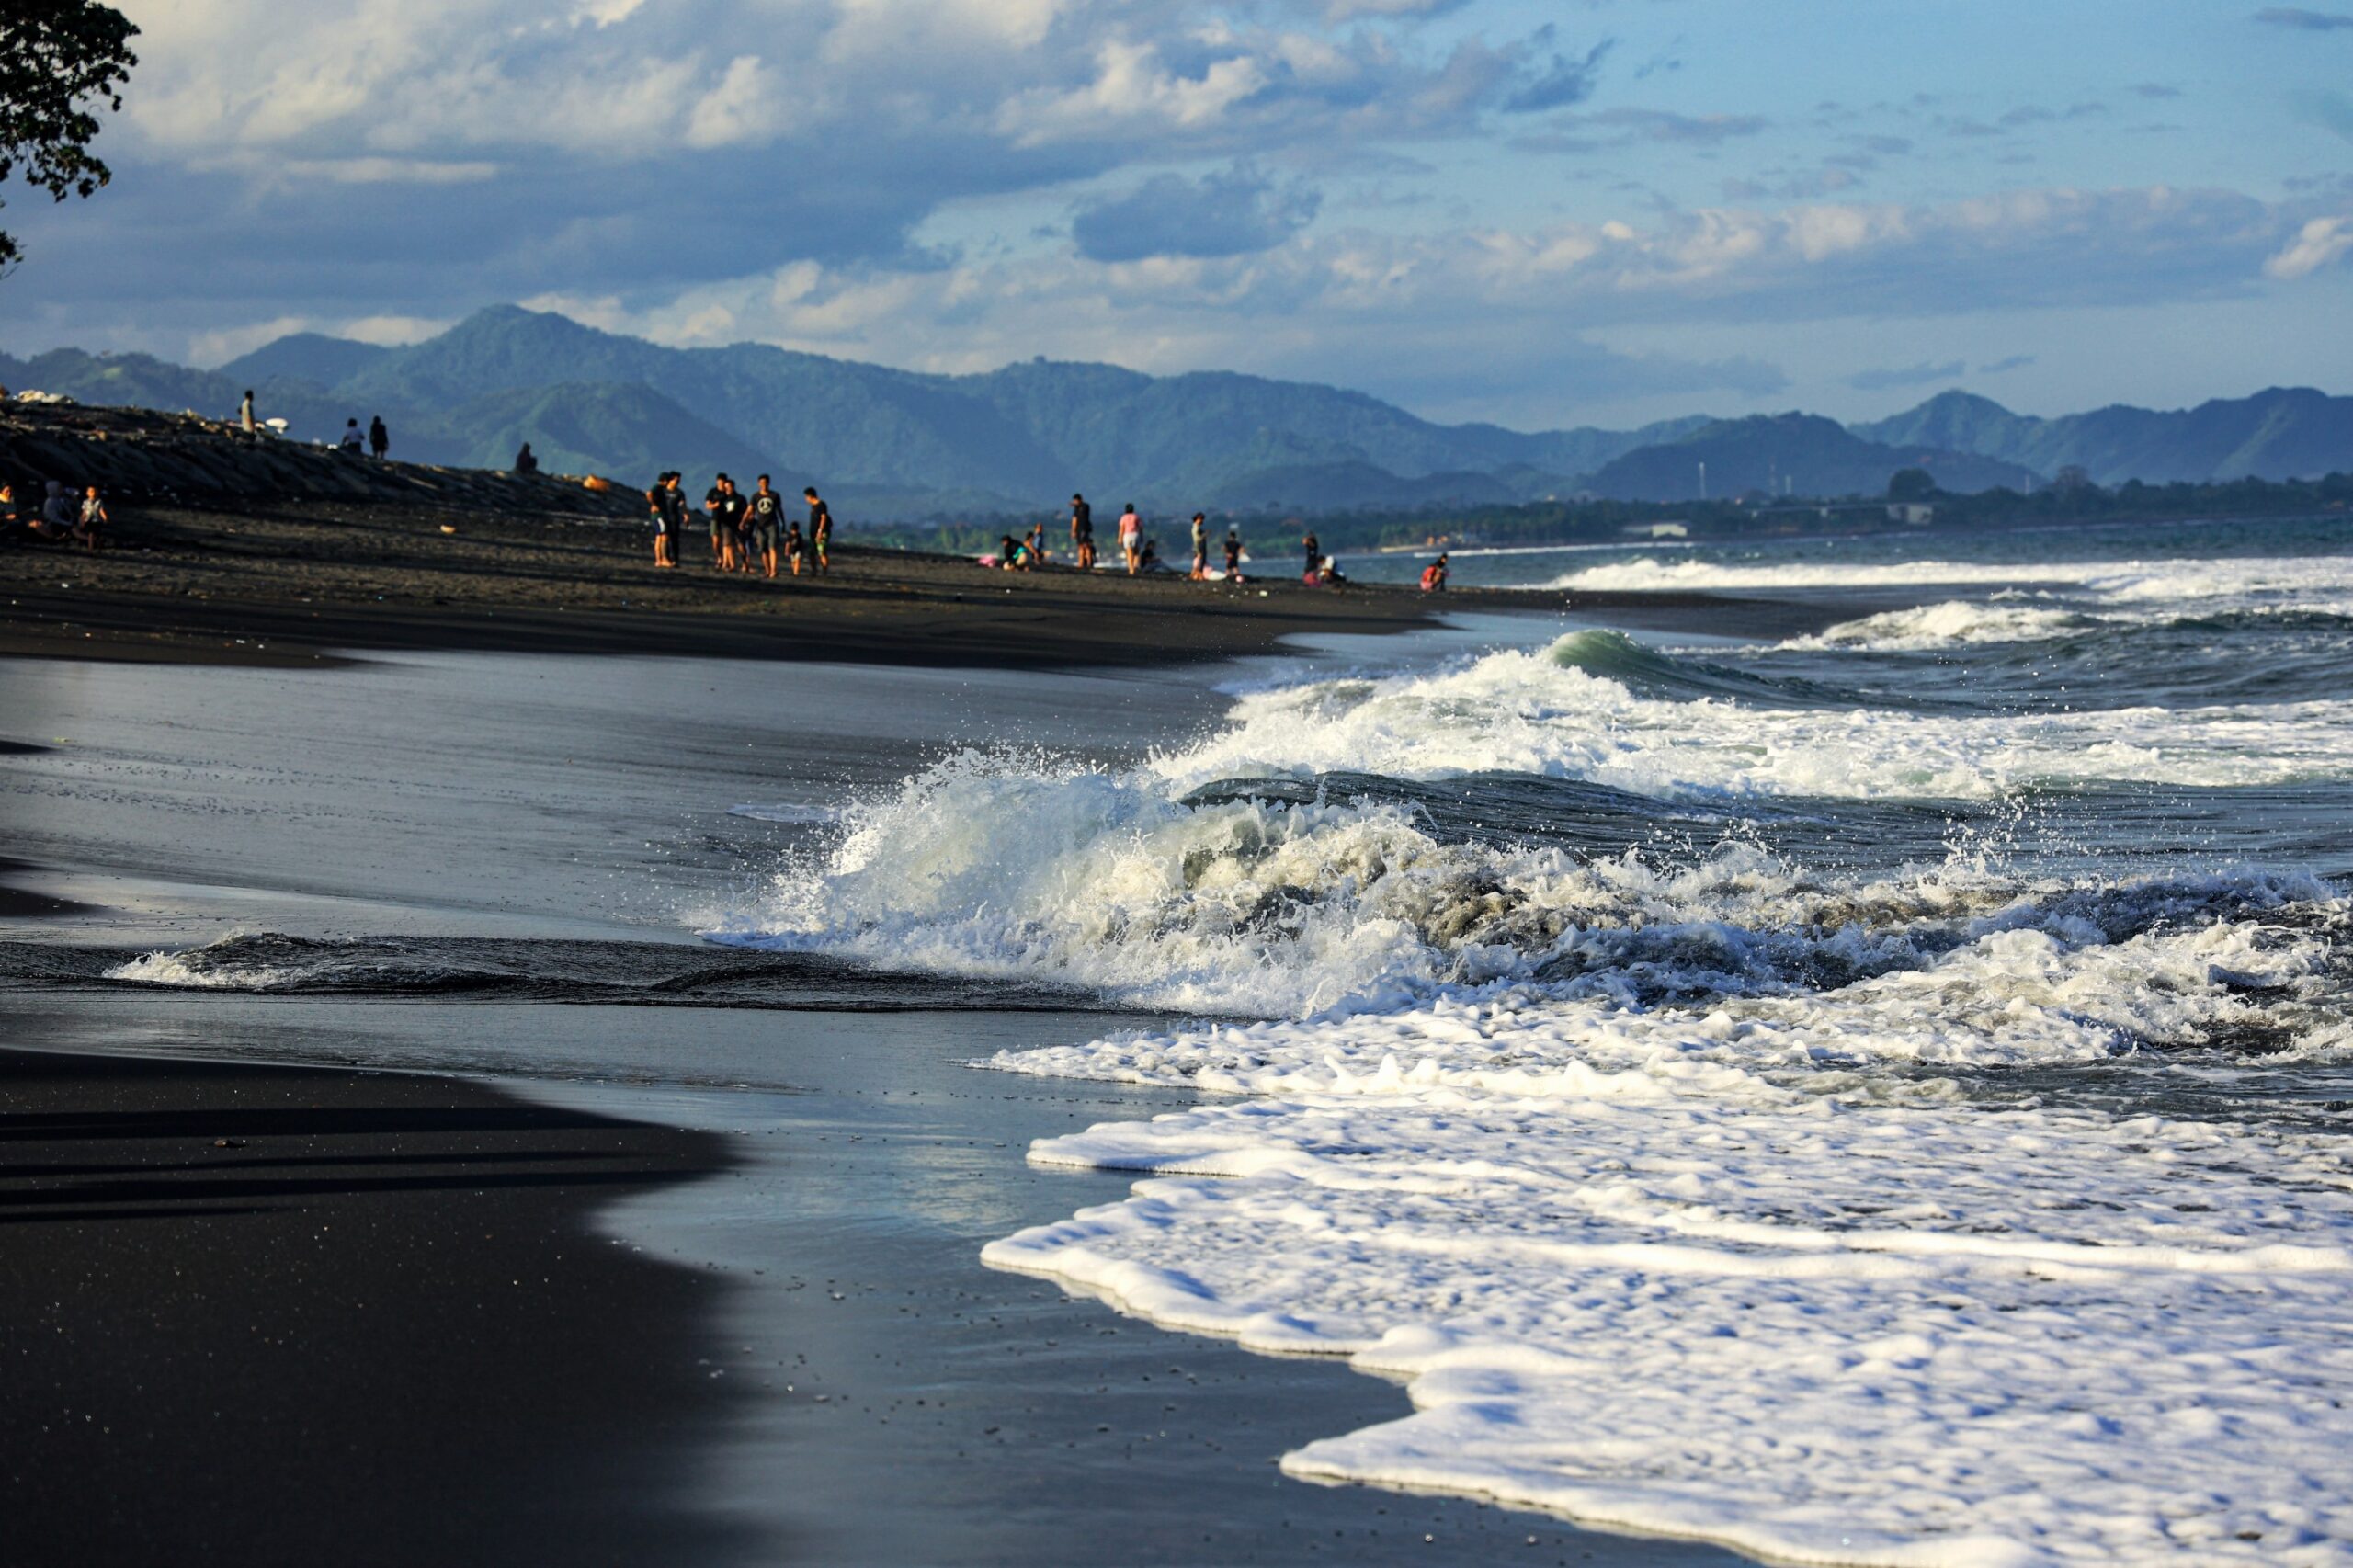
4, 0, 2348, 430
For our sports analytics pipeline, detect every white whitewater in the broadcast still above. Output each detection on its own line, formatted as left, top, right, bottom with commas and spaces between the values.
720, 600, 2353, 1565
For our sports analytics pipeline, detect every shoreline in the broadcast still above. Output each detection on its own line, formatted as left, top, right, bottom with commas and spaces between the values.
0, 497, 1855, 669
0, 1044, 748, 1568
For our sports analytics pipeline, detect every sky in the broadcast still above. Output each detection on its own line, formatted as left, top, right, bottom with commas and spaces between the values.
2, 0, 2349, 431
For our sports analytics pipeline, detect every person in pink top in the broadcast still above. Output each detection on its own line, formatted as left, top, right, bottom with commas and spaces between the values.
1118, 504, 1142, 574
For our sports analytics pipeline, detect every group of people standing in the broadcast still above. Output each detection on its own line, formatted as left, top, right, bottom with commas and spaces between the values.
1068, 494, 1247, 580
335, 415, 392, 459
2, 480, 108, 548
645, 472, 830, 579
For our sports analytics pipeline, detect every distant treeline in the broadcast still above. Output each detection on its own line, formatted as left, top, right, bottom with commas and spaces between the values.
861, 471, 2353, 559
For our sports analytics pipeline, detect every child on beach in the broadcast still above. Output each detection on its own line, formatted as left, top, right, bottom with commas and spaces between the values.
1222, 528, 1245, 583
74, 485, 109, 549
784, 515, 805, 575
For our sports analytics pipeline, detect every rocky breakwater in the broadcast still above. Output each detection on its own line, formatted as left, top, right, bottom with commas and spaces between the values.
0, 399, 641, 519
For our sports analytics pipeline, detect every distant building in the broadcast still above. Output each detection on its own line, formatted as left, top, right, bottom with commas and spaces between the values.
1886, 502, 1935, 525
1621, 521, 1689, 539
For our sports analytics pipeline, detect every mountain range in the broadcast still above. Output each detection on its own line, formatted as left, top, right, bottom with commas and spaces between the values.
3, 306, 2347, 515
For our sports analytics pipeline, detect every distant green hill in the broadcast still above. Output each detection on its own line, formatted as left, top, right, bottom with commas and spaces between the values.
1854, 386, 2353, 484
1586, 412, 2042, 502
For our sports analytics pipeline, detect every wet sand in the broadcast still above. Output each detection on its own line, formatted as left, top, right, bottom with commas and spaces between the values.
0, 1046, 745, 1568
0, 497, 1850, 668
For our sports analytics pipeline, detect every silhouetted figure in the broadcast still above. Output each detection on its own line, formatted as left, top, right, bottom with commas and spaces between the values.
369, 415, 389, 460
340, 418, 364, 453
514, 442, 539, 474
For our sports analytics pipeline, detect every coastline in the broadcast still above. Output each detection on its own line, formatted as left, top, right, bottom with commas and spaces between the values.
0, 498, 1855, 668
0, 1044, 748, 1568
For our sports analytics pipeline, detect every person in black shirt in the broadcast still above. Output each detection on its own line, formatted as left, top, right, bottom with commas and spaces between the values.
369, 415, 389, 460
514, 442, 539, 474
783, 514, 805, 575
804, 487, 832, 574
704, 475, 736, 569
1302, 530, 1320, 584
749, 475, 786, 579
1070, 494, 1095, 570
1222, 528, 1245, 583
646, 472, 676, 567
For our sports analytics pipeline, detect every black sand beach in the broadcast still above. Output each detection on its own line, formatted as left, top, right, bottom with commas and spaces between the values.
0, 1046, 742, 1568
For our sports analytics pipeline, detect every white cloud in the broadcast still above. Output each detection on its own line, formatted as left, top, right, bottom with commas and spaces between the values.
2265, 214, 2353, 278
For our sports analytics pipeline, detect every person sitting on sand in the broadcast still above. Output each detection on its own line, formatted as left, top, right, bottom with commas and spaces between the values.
1315, 554, 1347, 586
37, 481, 74, 540
1189, 513, 1208, 579
1419, 553, 1449, 592
1222, 527, 1245, 583
783, 513, 805, 576
1070, 494, 1094, 570
1118, 504, 1142, 574
339, 418, 364, 453
369, 415, 389, 460
1140, 536, 1162, 573
749, 475, 786, 579
998, 533, 1035, 571
514, 442, 540, 475
804, 488, 832, 574
74, 484, 109, 549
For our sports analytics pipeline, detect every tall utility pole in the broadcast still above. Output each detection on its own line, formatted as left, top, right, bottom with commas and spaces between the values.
1698, 460, 1708, 502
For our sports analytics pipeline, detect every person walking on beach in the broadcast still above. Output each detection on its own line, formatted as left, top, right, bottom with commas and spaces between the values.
749, 475, 785, 579
1118, 503, 1142, 574
340, 418, 364, 453
1070, 494, 1095, 570
783, 511, 805, 575
1189, 513, 1209, 579
239, 390, 256, 441
1222, 526, 1245, 583
805, 487, 832, 574
369, 415, 389, 460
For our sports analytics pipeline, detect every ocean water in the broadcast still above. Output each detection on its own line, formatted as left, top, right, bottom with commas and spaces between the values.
8, 517, 2353, 1564
712, 516, 2353, 1565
